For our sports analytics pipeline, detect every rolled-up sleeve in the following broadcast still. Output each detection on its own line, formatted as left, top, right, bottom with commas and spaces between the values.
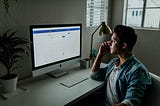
124, 67, 152, 106
90, 67, 108, 81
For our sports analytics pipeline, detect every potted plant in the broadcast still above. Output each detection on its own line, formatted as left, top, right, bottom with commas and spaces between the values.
0, 30, 30, 93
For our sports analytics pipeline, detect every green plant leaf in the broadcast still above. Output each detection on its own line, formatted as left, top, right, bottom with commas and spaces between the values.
0, 30, 30, 77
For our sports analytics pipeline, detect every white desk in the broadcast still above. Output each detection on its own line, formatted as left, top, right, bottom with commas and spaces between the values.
0, 64, 104, 106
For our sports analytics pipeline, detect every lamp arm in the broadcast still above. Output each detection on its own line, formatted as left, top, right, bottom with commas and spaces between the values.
90, 23, 102, 59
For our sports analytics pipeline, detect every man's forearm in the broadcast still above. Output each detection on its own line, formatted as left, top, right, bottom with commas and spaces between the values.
115, 103, 127, 106
91, 53, 103, 72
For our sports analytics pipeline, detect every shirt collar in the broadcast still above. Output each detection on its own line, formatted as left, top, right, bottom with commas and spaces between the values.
114, 53, 135, 69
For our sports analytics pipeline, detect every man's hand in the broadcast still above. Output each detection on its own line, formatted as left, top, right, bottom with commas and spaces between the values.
115, 103, 127, 106
91, 41, 111, 72
98, 41, 110, 56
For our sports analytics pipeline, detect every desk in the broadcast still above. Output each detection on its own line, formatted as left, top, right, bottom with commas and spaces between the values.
0, 64, 105, 106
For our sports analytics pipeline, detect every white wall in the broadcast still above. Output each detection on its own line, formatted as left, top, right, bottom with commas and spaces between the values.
0, 0, 108, 80
110, 0, 124, 27
1, 0, 159, 80
111, 0, 160, 76
135, 29, 160, 76
0, 0, 89, 79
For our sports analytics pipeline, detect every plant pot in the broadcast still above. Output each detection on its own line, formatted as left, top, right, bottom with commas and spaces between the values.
0, 74, 18, 93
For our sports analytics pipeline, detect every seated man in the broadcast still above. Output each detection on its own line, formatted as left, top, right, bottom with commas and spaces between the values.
91, 25, 152, 106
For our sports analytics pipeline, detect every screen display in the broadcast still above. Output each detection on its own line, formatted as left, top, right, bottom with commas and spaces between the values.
30, 24, 81, 70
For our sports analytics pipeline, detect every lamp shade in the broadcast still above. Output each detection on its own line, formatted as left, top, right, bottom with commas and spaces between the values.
99, 22, 112, 35
90, 21, 112, 60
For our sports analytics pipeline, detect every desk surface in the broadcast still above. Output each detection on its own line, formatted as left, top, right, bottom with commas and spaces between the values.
0, 64, 105, 106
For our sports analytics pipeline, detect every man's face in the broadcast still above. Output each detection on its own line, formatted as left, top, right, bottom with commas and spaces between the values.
109, 33, 121, 54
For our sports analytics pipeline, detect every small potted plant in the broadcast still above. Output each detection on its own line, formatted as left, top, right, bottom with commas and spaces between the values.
0, 30, 30, 93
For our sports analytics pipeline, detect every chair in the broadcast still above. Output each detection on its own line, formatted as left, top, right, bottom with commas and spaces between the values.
141, 73, 160, 106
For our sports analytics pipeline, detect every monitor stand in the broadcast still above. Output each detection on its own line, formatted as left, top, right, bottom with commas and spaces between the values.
47, 69, 69, 78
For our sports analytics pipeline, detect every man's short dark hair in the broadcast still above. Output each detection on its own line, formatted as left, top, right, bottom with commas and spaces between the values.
113, 25, 137, 51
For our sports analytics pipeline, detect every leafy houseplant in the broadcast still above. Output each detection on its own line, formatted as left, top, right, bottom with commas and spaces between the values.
0, 30, 29, 92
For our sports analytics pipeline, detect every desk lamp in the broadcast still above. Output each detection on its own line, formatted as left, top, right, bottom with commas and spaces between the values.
90, 22, 112, 61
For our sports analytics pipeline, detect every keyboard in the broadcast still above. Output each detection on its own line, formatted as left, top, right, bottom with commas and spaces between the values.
60, 75, 89, 88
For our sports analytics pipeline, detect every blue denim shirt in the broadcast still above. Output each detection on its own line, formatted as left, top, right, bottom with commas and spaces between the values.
91, 54, 152, 106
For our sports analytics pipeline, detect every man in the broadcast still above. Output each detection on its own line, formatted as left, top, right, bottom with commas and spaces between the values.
91, 25, 152, 106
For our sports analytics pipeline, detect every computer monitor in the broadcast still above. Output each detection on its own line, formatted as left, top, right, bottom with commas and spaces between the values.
30, 24, 82, 77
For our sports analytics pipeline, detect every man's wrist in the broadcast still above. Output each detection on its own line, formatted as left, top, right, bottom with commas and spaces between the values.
121, 99, 133, 106
115, 103, 127, 106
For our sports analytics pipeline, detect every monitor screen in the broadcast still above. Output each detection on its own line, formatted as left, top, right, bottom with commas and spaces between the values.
30, 24, 82, 77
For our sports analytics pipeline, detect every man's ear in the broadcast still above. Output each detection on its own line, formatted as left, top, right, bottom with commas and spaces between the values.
122, 42, 128, 49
